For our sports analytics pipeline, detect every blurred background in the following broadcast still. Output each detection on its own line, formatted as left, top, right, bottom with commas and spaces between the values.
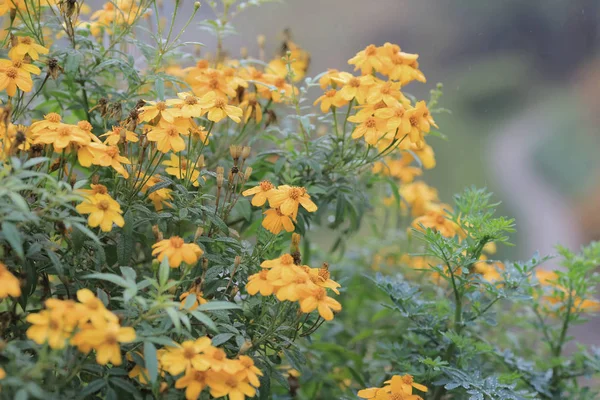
184, 0, 600, 263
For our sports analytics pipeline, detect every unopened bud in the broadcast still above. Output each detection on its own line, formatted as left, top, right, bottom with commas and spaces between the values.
244, 167, 252, 180
238, 340, 252, 355
194, 226, 204, 241
241, 146, 251, 159
229, 145, 242, 161
234, 255, 242, 268
291, 233, 301, 248
202, 258, 209, 271
69, 173, 77, 187
216, 166, 224, 188
152, 225, 163, 241
194, 1, 200, 9
91, 174, 100, 185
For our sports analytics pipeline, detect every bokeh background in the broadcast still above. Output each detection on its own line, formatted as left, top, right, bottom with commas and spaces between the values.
185, 0, 600, 264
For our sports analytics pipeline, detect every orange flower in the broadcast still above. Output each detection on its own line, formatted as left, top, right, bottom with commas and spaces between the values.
262, 208, 295, 234
242, 180, 274, 206
268, 185, 317, 219
152, 236, 203, 268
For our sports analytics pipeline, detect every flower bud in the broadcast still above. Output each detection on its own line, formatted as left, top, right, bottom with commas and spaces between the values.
244, 166, 252, 180
257, 34, 266, 48
241, 146, 251, 159
194, 226, 204, 241
152, 225, 163, 241
194, 1, 200, 9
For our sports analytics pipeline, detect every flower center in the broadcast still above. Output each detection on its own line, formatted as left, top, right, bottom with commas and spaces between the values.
184, 96, 198, 105
155, 102, 167, 111
225, 377, 237, 388
45, 113, 61, 123
390, 394, 404, 400
169, 236, 184, 248
212, 349, 225, 361
259, 180, 273, 191
92, 184, 108, 194
167, 127, 179, 137
12, 60, 23, 68
394, 107, 405, 117
105, 332, 118, 345
209, 79, 220, 90
318, 268, 330, 280
280, 254, 294, 265
288, 187, 303, 200
183, 347, 196, 360
259, 270, 269, 279
349, 77, 361, 88
325, 89, 337, 98
365, 45, 377, 56
78, 121, 92, 131
97, 200, 110, 211
57, 126, 71, 137
49, 319, 60, 330
214, 98, 226, 109
315, 288, 326, 301
409, 116, 418, 126
106, 146, 118, 157
6, 67, 18, 79
21, 37, 33, 45
274, 78, 286, 88
365, 118, 377, 128
194, 371, 206, 382
435, 215, 445, 225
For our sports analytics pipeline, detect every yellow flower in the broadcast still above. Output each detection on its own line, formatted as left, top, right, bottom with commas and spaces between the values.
208, 370, 257, 400
348, 44, 385, 75
0, 262, 20, 298
246, 270, 277, 296
240, 92, 263, 123
412, 206, 457, 238
236, 356, 263, 387
139, 174, 173, 211
473, 260, 505, 283
192, 69, 237, 99
334, 72, 375, 103
203, 346, 241, 374
399, 181, 439, 217
198, 92, 242, 123
139, 100, 179, 123
0, 66, 33, 97
348, 113, 389, 145
318, 68, 341, 89
307, 264, 341, 295
0, 57, 41, 78
75, 321, 136, 365
151, 236, 203, 268
76, 193, 125, 232
366, 80, 404, 106
298, 286, 342, 321
76, 288, 119, 326
34, 123, 90, 151
99, 126, 138, 145
313, 89, 347, 113
262, 208, 295, 234
161, 337, 212, 375
268, 185, 317, 219
26, 310, 71, 349
381, 49, 426, 85
146, 119, 190, 153
384, 374, 428, 395
92, 145, 131, 178
174, 369, 209, 400
179, 283, 208, 311
166, 92, 204, 118
8, 37, 49, 61
406, 101, 437, 148
242, 180, 274, 206
29, 113, 62, 138
162, 154, 202, 186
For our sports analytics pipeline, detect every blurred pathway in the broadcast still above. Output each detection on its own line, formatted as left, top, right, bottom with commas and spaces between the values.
488, 109, 585, 264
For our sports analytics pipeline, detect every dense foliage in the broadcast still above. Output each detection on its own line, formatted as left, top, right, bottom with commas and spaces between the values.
1, 1, 599, 400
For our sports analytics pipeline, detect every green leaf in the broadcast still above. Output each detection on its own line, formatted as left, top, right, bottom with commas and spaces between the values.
155, 78, 165, 100
143, 341, 159, 384
190, 310, 218, 332
83, 273, 131, 288
2, 222, 24, 259
165, 306, 182, 332
77, 379, 106, 399
158, 256, 170, 287
117, 211, 135, 266
197, 301, 241, 312
211, 333, 234, 346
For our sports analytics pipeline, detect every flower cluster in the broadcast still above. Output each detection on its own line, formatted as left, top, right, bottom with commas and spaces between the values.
0, 262, 21, 299
76, 184, 125, 232
246, 253, 341, 321
358, 374, 428, 400
26, 289, 136, 365
143, 337, 263, 400
0, 36, 47, 97
243, 182, 318, 234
